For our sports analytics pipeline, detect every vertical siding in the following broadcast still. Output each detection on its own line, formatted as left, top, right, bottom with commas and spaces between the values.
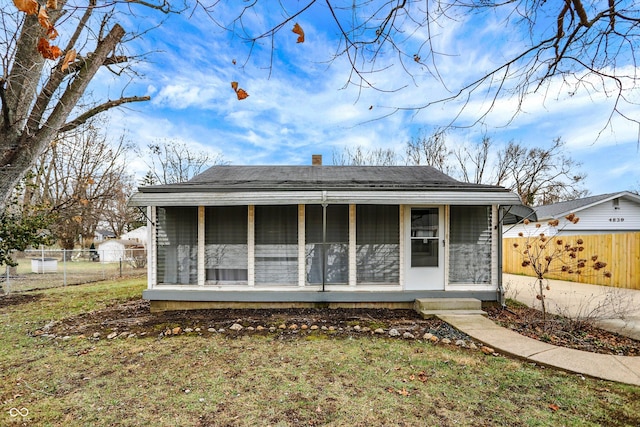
503, 232, 640, 289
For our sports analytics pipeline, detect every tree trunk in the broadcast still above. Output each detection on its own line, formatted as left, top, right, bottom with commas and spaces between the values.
0, 23, 126, 212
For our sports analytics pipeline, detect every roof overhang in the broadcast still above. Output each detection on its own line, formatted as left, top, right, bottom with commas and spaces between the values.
501, 204, 537, 225
129, 189, 523, 207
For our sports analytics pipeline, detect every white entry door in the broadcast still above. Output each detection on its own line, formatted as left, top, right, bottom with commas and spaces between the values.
405, 207, 445, 290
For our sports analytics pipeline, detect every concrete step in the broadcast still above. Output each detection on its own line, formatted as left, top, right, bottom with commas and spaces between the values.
414, 297, 482, 311
419, 309, 487, 319
414, 298, 486, 319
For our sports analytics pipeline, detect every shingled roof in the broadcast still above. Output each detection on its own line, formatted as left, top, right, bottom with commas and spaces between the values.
533, 192, 639, 220
139, 165, 505, 193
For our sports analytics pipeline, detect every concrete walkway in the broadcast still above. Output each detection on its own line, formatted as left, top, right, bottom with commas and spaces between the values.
440, 313, 640, 386
439, 274, 640, 386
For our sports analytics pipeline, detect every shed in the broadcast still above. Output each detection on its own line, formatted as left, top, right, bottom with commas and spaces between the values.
129, 164, 530, 310
98, 239, 145, 263
503, 192, 640, 238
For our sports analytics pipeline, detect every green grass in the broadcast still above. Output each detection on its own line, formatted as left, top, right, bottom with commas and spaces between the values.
1, 278, 639, 426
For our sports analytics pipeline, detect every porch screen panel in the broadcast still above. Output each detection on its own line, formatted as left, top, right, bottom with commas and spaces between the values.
356, 205, 399, 284
156, 207, 197, 284
305, 205, 349, 285
205, 206, 248, 284
449, 206, 492, 284
255, 205, 298, 285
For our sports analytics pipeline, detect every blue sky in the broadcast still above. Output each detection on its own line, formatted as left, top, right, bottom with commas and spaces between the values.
98, 2, 640, 196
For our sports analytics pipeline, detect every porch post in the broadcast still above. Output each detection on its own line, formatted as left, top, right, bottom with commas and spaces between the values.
198, 206, 205, 286
349, 204, 357, 287
298, 205, 306, 287
147, 206, 156, 289
248, 205, 255, 287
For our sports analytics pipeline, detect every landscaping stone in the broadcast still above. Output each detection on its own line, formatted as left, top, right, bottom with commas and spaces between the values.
389, 328, 400, 337
107, 331, 118, 340
230, 324, 243, 331
441, 338, 451, 344
374, 328, 385, 334
403, 332, 415, 339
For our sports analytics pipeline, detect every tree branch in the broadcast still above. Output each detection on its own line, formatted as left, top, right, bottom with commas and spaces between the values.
59, 96, 151, 133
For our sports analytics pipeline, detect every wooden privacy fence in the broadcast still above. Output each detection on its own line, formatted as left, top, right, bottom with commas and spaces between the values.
503, 232, 640, 290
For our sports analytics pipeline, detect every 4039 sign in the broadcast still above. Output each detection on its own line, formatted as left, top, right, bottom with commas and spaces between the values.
608, 217, 625, 222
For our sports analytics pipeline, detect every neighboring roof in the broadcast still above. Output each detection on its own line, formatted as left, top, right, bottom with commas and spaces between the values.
533, 192, 640, 220
95, 229, 116, 237
98, 239, 144, 248
129, 165, 524, 206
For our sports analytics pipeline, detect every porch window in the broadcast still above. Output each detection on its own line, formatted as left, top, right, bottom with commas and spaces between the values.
356, 205, 400, 284
255, 205, 298, 285
449, 206, 492, 284
156, 207, 197, 284
205, 206, 248, 284
305, 204, 349, 285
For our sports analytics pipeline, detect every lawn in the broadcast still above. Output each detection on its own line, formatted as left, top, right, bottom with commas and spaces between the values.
1, 279, 639, 426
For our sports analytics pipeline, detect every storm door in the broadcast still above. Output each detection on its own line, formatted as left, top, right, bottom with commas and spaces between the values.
405, 207, 444, 290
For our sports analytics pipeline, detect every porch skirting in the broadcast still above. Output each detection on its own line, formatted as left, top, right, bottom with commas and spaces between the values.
144, 289, 498, 312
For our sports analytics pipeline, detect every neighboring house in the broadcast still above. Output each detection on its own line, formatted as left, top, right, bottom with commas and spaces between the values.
94, 229, 116, 242
98, 239, 145, 263
503, 192, 640, 238
120, 226, 148, 248
129, 161, 530, 310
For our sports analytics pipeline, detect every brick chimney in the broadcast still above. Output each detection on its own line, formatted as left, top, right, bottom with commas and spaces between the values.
312, 154, 322, 166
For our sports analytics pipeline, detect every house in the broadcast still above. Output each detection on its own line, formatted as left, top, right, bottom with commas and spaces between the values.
120, 226, 148, 248
129, 161, 531, 310
503, 192, 640, 238
94, 229, 116, 242
98, 239, 145, 263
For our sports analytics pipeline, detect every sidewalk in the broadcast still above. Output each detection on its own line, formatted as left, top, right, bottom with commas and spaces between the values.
503, 273, 640, 341
438, 274, 640, 386
440, 313, 640, 386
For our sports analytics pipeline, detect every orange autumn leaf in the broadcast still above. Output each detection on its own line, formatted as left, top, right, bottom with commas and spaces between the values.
37, 38, 62, 60
236, 88, 249, 100
47, 0, 58, 8
231, 81, 249, 100
13, 0, 38, 15
61, 49, 76, 71
292, 23, 305, 43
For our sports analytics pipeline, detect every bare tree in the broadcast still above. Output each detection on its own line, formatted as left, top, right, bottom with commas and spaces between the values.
24, 122, 133, 249
331, 146, 398, 166
453, 135, 491, 185
140, 139, 227, 185
405, 129, 451, 173
496, 139, 588, 206
224, 1, 639, 135
0, 0, 175, 210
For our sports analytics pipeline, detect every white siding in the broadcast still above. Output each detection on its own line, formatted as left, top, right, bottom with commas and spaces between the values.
503, 197, 640, 238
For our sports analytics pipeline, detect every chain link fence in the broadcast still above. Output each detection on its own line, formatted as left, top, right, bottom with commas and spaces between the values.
1, 248, 147, 293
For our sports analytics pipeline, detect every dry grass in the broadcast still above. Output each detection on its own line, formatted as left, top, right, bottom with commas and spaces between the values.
1, 278, 639, 426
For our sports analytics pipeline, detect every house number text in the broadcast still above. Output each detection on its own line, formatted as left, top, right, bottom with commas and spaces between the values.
609, 218, 625, 222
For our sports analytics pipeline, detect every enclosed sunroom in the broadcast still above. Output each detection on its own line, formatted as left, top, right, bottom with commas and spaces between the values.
129, 163, 527, 310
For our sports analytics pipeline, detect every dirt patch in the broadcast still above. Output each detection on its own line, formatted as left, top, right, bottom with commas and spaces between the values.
32, 297, 640, 356
41, 298, 470, 342
0, 292, 43, 308
486, 304, 640, 356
